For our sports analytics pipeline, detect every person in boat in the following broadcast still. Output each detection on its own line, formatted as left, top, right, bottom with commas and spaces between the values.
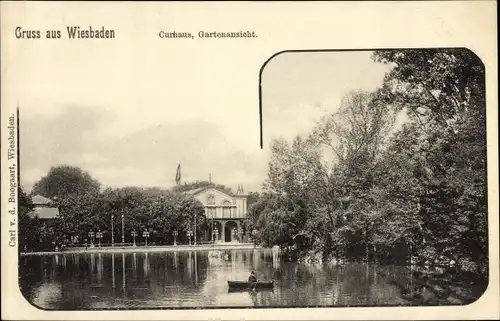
248, 271, 257, 283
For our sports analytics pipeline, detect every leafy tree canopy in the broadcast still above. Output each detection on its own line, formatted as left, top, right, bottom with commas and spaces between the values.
32, 165, 101, 199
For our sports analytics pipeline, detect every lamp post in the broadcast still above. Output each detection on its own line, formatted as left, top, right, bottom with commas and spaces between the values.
252, 229, 258, 248
173, 230, 178, 246
211, 221, 214, 243
88, 231, 95, 247
121, 214, 125, 245
237, 227, 243, 243
96, 230, 103, 248
131, 230, 137, 247
193, 214, 197, 245
111, 214, 115, 247
143, 230, 150, 246
187, 229, 193, 246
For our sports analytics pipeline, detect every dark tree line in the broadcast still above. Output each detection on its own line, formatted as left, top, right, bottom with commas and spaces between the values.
19, 165, 209, 251
248, 49, 487, 277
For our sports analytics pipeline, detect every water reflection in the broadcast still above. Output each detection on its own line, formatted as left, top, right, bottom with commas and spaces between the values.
144, 252, 150, 277
122, 253, 126, 292
19, 249, 482, 310
194, 251, 198, 286
112, 253, 115, 289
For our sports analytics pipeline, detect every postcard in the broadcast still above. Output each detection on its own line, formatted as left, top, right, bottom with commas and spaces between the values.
1, 1, 498, 320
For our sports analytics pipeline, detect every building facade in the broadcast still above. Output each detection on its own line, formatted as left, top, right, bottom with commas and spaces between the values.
185, 186, 248, 243
30, 195, 60, 220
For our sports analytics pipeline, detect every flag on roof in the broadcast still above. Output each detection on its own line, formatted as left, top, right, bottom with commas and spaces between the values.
175, 162, 181, 185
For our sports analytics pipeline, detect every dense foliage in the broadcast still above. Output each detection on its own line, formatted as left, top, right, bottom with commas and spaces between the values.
53, 186, 207, 247
18, 187, 42, 251
32, 165, 101, 199
249, 49, 487, 276
21, 171, 208, 251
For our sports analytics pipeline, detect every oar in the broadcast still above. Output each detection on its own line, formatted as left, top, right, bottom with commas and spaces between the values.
252, 274, 258, 292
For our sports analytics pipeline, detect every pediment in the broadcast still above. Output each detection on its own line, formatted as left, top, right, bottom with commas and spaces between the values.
191, 187, 235, 206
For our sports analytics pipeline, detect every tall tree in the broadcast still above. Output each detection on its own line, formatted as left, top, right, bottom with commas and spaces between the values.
18, 187, 39, 252
263, 135, 329, 253
32, 165, 101, 199
310, 90, 396, 259
372, 49, 487, 274
247, 192, 261, 208
311, 90, 396, 165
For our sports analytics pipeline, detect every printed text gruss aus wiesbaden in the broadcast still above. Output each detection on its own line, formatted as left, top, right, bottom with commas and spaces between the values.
15, 26, 116, 39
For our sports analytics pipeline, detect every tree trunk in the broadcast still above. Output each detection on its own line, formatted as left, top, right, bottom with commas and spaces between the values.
364, 229, 369, 262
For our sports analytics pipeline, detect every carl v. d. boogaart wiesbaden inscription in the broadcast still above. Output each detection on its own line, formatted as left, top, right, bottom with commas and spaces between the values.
6, 113, 17, 247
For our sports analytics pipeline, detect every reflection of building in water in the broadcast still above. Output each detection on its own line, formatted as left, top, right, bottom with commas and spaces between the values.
231, 251, 236, 268
133, 253, 137, 275
184, 185, 248, 243
253, 249, 260, 267
173, 251, 178, 271
97, 254, 103, 284
90, 254, 95, 273
194, 251, 198, 285
273, 256, 280, 270
184, 251, 200, 285
186, 251, 192, 277
208, 255, 224, 266
143, 253, 149, 277
112, 253, 115, 289
122, 253, 126, 291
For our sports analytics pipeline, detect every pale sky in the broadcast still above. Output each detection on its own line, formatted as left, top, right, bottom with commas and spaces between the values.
19, 50, 392, 193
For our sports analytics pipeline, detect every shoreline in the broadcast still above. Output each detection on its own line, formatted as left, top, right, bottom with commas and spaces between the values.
20, 243, 264, 256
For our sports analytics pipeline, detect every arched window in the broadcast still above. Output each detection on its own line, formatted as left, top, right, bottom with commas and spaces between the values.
223, 200, 231, 218
207, 194, 215, 205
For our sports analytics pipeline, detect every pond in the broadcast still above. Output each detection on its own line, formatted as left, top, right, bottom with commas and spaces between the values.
19, 249, 485, 310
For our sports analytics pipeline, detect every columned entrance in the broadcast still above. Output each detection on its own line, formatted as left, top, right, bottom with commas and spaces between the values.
209, 221, 223, 243
224, 221, 238, 242
208, 219, 242, 243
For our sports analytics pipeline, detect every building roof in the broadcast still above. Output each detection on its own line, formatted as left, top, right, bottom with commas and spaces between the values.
183, 185, 247, 197
29, 207, 60, 219
184, 187, 208, 195
31, 195, 52, 205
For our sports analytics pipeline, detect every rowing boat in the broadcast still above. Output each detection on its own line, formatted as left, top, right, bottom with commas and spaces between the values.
227, 280, 274, 291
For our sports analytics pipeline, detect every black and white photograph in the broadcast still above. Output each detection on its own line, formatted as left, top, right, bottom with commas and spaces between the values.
15, 48, 488, 309
1, 1, 497, 320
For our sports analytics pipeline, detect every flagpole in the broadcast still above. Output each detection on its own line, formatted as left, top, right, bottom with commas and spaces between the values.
175, 160, 181, 185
